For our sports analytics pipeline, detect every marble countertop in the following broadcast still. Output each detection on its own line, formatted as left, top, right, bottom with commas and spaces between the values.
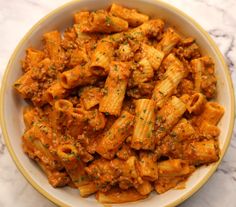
0, 0, 235, 206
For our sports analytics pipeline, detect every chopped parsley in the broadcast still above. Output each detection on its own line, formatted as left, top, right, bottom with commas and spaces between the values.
49, 65, 56, 70
159, 90, 165, 96
156, 116, 163, 122
103, 88, 108, 95
170, 131, 177, 138
121, 114, 126, 118
28, 135, 34, 142
159, 126, 166, 132
105, 16, 112, 26
114, 64, 118, 71
43, 143, 49, 148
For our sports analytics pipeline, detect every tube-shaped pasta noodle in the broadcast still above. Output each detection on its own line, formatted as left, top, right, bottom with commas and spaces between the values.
129, 19, 164, 39
22, 48, 45, 72
109, 3, 149, 27
170, 118, 195, 141
14, 69, 36, 99
124, 156, 143, 188
152, 54, 187, 108
197, 102, 224, 125
57, 144, 89, 187
131, 99, 156, 150
138, 152, 158, 181
180, 94, 190, 105
155, 96, 186, 143
78, 182, 98, 197
191, 58, 202, 92
99, 62, 131, 116
183, 140, 219, 165
191, 56, 216, 98
74, 11, 90, 24
54, 100, 106, 135
80, 87, 103, 110
43, 30, 66, 71
136, 181, 153, 195
187, 92, 206, 115
54, 99, 73, 112
132, 58, 154, 85
36, 160, 70, 187
22, 124, 62, 170
15, 58, 54, 106
105, 19, 164, 46
141, 43, 164, 70
68, 47, 89, 68
116, 143, 135, 160
109, 156, 143, 190
199, 120, 221, 137
80, 10, 128, 33
45, 81, 70, 105
23, 107, 40, 129
73, 11, 97, 42
90, 39, 114, 76
53, 101, 74, 132
60, 65, 97, 89
199, 120, 220, 138
155, 175, 189, 194
154, 118, 196, 159
66, 110, 87, 137
158, 159, 192, 177
117, 43, 134, 61
96, 111, 134, 159
96, 188, 147, 204
156, 27, 181, 55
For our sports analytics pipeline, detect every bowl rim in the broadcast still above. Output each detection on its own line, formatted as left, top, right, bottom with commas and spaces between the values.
0, 0, 235, 206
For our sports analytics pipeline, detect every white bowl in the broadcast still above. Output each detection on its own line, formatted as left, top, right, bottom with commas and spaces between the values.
0, 0, 235, 206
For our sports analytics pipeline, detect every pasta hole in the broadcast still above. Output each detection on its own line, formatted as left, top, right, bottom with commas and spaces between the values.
47, 93, 53, 103
91, 66, 104, 75
190, 94, 200, 107
55, 100, 73, 111
61, 75, 69, 87
62, 147, 72, 154
180, 161, 187, 168
60, 145, 76, 156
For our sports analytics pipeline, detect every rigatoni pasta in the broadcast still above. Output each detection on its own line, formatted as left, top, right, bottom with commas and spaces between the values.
110, 3, 149, 27
96, 111, 134, 159
79, 10, 129, 33
90, 39, 115, 76
131, 99, 156, 150
43, 30, 66, 71
155, 96, 186, 143
45, 81, 70, 104
156, 27, 181, 55
60, 65, 97, 89
152, 54, 187, 108
14, 4, 224, 204
99, 61, 131, 116
22, 48, 45, 72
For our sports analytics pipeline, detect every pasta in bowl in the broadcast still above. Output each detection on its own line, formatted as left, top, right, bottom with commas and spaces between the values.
0, 0, 234, 207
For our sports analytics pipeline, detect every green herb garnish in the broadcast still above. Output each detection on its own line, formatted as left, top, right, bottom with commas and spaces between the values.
105, 16, 112, 26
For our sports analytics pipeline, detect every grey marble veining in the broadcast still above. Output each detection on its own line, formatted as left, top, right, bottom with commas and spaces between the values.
0, 0, 235, 207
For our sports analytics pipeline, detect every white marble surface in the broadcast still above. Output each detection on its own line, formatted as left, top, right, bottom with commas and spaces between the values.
0, 0, 235, 206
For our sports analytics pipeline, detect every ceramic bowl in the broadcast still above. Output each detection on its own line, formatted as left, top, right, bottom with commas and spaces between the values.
0, 0, 235, 206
